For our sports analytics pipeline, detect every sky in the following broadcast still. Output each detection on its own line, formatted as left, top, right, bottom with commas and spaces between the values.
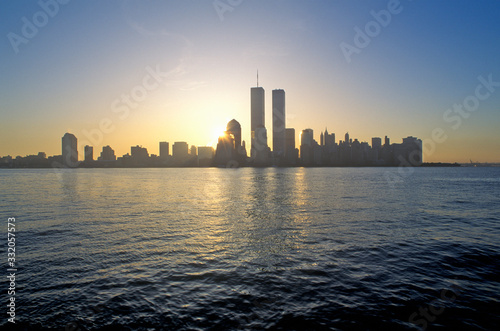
1, 0, 499, 163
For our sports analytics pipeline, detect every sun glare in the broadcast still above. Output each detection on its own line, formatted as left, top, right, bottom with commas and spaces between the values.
209, 127, 227, 147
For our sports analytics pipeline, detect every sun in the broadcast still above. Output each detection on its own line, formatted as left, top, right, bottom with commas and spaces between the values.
209, 126, 227, 147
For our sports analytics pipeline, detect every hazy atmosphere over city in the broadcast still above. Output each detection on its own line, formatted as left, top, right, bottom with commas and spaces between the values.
1, 0, 499, 163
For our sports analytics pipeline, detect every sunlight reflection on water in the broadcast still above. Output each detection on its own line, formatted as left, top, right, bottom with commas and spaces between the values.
0, 167, 499, 330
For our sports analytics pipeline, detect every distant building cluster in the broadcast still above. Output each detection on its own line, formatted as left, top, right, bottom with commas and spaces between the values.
0, 77, 423, 168
211, 80, 422, 167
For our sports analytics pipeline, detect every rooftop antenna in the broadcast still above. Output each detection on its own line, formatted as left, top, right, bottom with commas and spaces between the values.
257, 70, 259, 87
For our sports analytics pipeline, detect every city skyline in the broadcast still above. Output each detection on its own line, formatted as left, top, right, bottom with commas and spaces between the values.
1, 1, 499, 162
0, 76, 494, 166
1, 81, 427, 167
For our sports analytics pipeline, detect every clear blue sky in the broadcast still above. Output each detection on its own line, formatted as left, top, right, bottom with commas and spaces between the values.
1, 0, 499, 162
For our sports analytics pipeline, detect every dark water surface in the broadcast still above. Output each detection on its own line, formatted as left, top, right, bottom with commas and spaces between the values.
1, 167, 499, 330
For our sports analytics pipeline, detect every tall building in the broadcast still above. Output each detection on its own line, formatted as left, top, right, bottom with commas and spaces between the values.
370, 137, 382, 164
198, 146, 214, 167
251, 86, 265, 154
345, 132, 350, 145
226, 119, 241, 148
62, 133, 78, 167
159, 142, 169, 159
251, 126, 270, 166
324, 129, 335, 147
250, 83, 268, 165
190, 145, 197, 156
372, 137, 382, 150
285, 128, 295, 152
84, 145, 93, 162
300, 129, 314, 166
272, 89, 286, 155
300, 129, 314, 147
251, 87, 265, 133
399, 136, 423, 166
98, 146, 116, 161
131, 145, 149, 160
215, 132, 236, 167
172, 142, 189, 161
285, 128, 297, 165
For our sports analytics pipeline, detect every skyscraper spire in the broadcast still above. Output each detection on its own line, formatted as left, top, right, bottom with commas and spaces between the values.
257, 70, 259, 87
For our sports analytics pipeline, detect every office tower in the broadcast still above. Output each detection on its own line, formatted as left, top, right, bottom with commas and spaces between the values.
253, 126, 268, 147
190, 145, 197, 156
172, 142, 189, 160
370, 137, 382, 164
300, 129, 314, 165
284, 128, 297, 165
372, 137, 382, 150
345, 132, 350, 145
215, 132, 236, 166
198, 147, 214, 161
226, 119, 241, 148
285, 128, 295, 151
324, 129, 335, 147
98, 146, 116, 161
198, 146, 214, 167
251, 87, 265, 133
300, 129, 314, 147
62, 133, 78, 167
272, 89, 285, 155
84, 145, 93, 162
320, 132, 324, 146
131, 145, 149, 159
159, 142, 169, 159
250, 81, 269, 165
400, 136, 423, 166
251, 86, 265, 153
385, 136, 390, 146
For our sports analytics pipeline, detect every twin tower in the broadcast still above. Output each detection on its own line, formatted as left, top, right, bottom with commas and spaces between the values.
250, 85, 286, 165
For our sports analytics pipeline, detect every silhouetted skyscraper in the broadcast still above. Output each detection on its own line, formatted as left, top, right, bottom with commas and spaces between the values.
198, 146, 214, 167
250, 84, 269, 165
215, 132, 236, 167
190, 145, 197, 156
272, 89, 285, 156
98, 146, 116, 161
159, 142, 169, 159
324, 128, 335, 147
251, 86, 265, 154
251, 126, 270, 166
84, 145, 93, 162
131, 145, 149, 160
400, 136, 423, 166
285, 128, 297, 165
62, 133, 78, 167
173, 142, 189, 161
226, 119, 242, 148
301, 129, 314, 147
251, 87, 265, 133
300, 129, 314, 166
285, 128, 295, 151
372, 137, 382, 150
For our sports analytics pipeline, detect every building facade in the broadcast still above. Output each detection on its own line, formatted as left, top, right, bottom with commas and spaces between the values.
62, 133, 78, 167
272, 89, 286, 156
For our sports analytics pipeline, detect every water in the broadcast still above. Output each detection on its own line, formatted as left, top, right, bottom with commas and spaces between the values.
0, 167, 499, 330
